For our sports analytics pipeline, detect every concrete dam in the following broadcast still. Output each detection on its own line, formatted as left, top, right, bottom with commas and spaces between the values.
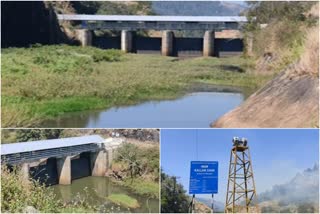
58, 15, 248, 57
1, 135, 123, 185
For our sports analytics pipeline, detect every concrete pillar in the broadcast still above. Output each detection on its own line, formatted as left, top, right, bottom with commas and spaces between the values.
77, 29, 92, 47
121, 30, 133, 53
246, 34, 253, 57
90, 150, 107, 176
56, 156, 71, 185
203, 30, 215, 57
161, 30, 174, 56
21, 163, 30, 182
107, 148, 113, 169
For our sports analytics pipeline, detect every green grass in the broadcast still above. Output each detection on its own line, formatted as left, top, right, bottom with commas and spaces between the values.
121, 178, 159, 199
107, 194, 140, 209
1, 45, 272, 127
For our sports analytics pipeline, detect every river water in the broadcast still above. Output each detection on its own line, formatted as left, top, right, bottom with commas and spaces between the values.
51, 177, 159, 213
42, 91, 244, 128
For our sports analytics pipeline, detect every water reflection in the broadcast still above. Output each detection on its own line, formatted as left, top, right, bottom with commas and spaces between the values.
42, 91, 245, 128
52, 177, 159, 213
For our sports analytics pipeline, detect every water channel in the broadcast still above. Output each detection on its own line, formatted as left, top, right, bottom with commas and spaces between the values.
51, 177, 159, 213
42, 85, 248, 128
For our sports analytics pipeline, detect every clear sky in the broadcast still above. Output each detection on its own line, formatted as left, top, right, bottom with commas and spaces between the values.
161, 129, 319, 202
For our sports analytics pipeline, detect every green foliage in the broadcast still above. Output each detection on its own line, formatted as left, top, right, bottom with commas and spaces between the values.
2, 45, 123, 74
113, 143, 160, 198
116, 143, 160, 182
116, 143, 143, 180
15, 129, 63, 142
107, 194, 140, 209
246, 1, 316, 24
242, 1, 317, 70
2, 46, 270, 127
1, 167, 60, 213
92, 49, 123, 62
1, 167, 98, 213
161, 171, 190, 213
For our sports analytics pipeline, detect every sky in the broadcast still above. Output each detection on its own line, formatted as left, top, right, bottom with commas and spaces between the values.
161, 129, 319, 202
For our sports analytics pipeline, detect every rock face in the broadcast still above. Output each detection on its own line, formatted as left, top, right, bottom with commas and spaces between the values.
212, 70, 319, 128
212, 27, 319, 128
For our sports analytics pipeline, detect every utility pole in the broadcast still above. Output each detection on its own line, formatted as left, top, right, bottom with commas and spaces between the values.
225, 137, 259, 213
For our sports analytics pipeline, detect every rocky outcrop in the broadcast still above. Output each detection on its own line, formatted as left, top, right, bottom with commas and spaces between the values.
212, 27, 319, 128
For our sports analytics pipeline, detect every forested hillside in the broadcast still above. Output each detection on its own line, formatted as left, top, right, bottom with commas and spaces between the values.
152, 1, 246, 16
259, 164, 319, 213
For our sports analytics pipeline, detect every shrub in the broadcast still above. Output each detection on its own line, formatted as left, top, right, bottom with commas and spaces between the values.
1, 166, 60, 213
92, 49, 123, 62
115, 143, 159, 181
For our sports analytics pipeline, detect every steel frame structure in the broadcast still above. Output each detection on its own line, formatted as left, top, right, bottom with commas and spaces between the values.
225, 145, 259, 213
1, 143, 101, 165
79, 21, 240, 31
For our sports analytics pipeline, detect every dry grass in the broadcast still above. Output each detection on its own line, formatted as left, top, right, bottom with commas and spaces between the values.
254, 20, 306, 74
306, 2, 319, 18
294, 27, 319, 76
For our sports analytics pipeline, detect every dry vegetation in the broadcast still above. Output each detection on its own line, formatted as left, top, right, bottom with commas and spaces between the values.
213, 3, 319, 128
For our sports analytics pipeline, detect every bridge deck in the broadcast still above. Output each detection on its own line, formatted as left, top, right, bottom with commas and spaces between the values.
1, 135, 105, 155
57, 15, 247, 30
57, 15, 247, 22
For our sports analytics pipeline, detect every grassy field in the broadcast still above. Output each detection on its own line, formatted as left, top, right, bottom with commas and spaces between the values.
2, 45, 273, 127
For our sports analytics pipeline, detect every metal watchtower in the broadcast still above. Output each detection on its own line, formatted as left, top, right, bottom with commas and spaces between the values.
225, 137, 259, 213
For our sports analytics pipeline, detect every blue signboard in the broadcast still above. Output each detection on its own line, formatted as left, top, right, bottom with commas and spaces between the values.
189, 161, 218, 194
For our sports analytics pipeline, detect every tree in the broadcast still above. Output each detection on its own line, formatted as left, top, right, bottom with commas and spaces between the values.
16, 129, 63, 142
161, 171, 190, 213
245, 1, 316, 24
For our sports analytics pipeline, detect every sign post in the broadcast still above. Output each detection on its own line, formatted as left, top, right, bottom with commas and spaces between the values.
189, 161, 218, 213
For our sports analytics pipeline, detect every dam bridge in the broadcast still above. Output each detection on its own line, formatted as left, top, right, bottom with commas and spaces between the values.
1, 135, 123, 185
58, 15, 248, 57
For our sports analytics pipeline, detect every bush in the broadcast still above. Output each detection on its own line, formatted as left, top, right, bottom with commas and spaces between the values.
1, 166, 97, 213
1, 166, 60, 213
92, 49, 123, 62
115, 143, 159, 181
